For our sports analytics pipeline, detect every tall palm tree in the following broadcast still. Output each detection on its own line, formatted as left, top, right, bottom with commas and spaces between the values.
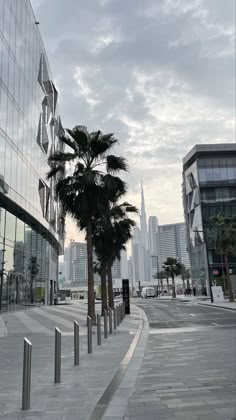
210, 214, 236, 302
162, 257, 181, 298
47, 126, 127, 321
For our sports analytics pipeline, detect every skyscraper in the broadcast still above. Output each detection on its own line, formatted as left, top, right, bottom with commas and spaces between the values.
140, 182, 148, 250
148, 216, 158, 253
156, 223, 190, 269
131, 227, 145, 285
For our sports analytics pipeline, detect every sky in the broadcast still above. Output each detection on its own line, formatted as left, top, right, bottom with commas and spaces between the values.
31, 0, 235, 245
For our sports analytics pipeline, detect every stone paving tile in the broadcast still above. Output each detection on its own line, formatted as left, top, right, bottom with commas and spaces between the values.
0, 304, 140, 419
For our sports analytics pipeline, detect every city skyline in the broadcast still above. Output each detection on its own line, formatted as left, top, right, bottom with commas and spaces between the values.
31, 0, 235, 244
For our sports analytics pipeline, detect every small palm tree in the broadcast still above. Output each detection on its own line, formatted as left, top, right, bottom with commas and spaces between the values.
93, 200, 137, 311
180, 264, 191, 289
162, 257, 181, 298
47, 126, 127, 321
210, 214, 236, 302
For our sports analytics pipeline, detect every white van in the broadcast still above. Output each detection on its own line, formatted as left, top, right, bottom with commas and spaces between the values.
141, 287, 155, 298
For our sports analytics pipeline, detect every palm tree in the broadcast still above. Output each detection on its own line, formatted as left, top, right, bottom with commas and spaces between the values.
162, 257, 181, 298
180, 264, 191, 290
107, 216, 136, 309
93, 199, 137, 311
210, 215, 236, 302
47, 126, 127, 321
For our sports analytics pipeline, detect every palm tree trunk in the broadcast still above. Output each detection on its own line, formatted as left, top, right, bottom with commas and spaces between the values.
172, 274, 176, 298
101, 266, 107, 315
167, 278, 169, 293
107, 263, 114, 309
224, 255, 234, 302
86, 222, 96, 322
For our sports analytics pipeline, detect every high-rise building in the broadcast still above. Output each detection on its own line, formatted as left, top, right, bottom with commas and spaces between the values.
140, 182, 148, 250
183, 144, 236, 292
148, 216, 158, 279
0, 0, 64, 312
156, 222, 190, 269
148, 216, 158, 253
131, 227, 145, 284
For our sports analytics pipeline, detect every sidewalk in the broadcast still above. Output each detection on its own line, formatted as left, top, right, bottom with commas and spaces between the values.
157, 294, 236, 311
0, 302, 144, 420
198, 300, 236, 311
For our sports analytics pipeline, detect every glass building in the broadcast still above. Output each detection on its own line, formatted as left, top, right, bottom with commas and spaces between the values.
0, 0, 64, 312
183, 144, 236, 294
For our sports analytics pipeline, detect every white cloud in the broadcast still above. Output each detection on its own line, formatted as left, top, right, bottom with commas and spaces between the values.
31, 0, 235, 243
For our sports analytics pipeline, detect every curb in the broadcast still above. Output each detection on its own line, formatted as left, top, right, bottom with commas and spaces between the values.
198, 301, 236, 312
88, 304, 149, 420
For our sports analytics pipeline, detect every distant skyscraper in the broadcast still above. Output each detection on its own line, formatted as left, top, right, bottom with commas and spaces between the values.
140, 182, 148, 250
156, 223, 190, 269
131, 227, 145, 284
120, 250, 128, 279
148, 216, 158, 253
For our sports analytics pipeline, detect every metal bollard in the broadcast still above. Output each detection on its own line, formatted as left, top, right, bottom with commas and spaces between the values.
117, 305, 120, 326
113, 307, 117, 330
22, 337, 32, 410
54, 327, 61, 383
97, 313, 101, 345
104, 310, 108, 339
74, 321, 79, 366
87, 316, 92, 354
108, 308, 113, 334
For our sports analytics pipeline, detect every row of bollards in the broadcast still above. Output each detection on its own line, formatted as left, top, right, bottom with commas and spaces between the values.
21, 302, 126, 411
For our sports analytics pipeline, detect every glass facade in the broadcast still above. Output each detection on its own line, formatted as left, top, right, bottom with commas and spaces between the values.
183, 146, 236, 293
0, 0, 64, 312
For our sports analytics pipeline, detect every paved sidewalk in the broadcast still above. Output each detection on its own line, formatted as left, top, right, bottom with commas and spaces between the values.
198, 300, 236, 311
0, 302, 142, 420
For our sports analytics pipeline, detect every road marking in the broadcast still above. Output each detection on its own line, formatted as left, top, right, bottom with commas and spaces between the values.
189, 313, 196, 317
211, 322, 219, 326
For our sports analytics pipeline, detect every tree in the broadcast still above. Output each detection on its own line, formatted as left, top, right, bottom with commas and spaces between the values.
93, 198, 137, 311
153, 270, 165, 295
180, 264, 191, 289
210, 215, 236, 302
47, 126, 127, 322
162, 257, 181, 298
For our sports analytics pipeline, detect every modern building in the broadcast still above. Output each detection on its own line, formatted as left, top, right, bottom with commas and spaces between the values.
0, 0, 64, 312
183, 144, 236, 292
156, 222, 190, 269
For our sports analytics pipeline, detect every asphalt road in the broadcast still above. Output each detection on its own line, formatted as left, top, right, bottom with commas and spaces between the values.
135, 298, 236, 330
123, 299, 236, 420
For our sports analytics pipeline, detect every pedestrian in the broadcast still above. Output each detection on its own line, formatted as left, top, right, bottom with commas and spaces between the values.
193, 287, 196, 297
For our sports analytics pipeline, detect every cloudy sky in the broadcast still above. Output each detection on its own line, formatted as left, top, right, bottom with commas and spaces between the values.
32, 0, 235, 243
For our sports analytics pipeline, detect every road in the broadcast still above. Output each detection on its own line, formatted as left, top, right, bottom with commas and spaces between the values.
123, 299, 236, 420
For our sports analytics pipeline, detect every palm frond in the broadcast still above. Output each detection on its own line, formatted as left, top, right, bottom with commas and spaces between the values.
47, 164, 65, 179
106, 155, 128, 173
48, 151, 76, 163
60, 132, 77, 152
